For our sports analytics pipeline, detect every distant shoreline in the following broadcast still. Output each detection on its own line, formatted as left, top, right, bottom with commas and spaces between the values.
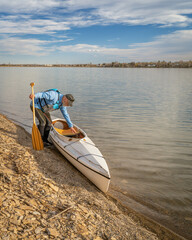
1, 60, 192, 68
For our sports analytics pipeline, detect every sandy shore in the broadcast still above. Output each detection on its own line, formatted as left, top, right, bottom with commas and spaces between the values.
0, 114, 185, 240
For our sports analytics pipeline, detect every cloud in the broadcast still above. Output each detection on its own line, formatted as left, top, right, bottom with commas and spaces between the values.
58, 30, 192, 61
0, 29, 191, 60
90, 0, 192, 27
0, 37, 55, 56
59, 44, 102, 53
0, 0, 192, 28
130, 29, 192, 55
0, 18, 70, 35
0, 1, 192, 61
0, 0, 60, 13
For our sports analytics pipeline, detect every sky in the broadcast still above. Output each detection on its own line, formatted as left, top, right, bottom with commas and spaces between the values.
0, 0, 192, 64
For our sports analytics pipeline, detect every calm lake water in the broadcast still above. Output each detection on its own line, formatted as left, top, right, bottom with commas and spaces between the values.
0, 67, 192, 239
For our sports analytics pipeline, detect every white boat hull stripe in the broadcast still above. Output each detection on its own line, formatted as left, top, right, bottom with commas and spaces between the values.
63, 141, 77, 148
77, 154, 104, 160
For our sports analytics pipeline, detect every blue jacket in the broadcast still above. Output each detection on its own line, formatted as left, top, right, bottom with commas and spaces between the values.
31, 90, 73, 128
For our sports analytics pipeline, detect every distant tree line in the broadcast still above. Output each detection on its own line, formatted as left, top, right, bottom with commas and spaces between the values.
1, 60, 192, 68
98, 60, 192, 68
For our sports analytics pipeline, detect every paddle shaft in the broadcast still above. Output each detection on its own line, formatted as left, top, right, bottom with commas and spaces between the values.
31, 83, 36, 125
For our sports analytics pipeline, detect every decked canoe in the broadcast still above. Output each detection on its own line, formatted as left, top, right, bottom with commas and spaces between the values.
48, 119, 111, 192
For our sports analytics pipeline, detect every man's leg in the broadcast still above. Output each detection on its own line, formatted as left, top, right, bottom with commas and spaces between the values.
44, 112, 52, 142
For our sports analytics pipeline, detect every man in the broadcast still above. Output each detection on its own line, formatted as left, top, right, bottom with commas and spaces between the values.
29, 89, 76, 144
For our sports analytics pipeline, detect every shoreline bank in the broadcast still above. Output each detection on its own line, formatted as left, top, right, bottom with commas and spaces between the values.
0, 113, 185, 239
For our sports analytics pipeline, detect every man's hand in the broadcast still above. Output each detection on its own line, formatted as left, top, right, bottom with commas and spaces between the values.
70, 127, 77, 134
29, 94, 35, 99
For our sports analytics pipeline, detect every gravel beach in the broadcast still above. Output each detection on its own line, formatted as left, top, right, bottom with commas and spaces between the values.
0, 114, 185, 240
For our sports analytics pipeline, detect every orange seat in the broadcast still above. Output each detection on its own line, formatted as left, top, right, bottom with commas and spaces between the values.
54, 127, 80, 136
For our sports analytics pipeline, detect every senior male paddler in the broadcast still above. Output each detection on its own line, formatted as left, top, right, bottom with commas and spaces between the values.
29, 89, 76, 146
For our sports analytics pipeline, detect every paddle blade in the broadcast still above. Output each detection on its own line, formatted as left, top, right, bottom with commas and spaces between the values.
32, 123, 44, 150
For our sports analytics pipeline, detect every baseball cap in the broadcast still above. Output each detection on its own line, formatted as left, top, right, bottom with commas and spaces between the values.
65, 94, 75, 106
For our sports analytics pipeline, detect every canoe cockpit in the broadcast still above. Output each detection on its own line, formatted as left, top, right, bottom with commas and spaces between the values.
52, 120, 85, 139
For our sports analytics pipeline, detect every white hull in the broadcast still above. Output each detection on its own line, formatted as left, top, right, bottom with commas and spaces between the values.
48, 119, 110, 192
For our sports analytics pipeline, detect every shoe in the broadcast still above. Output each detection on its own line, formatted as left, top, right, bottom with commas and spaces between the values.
43, 140, 53, 148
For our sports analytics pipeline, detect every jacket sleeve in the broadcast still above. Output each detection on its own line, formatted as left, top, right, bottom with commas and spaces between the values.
34, 92, 44, 99
60, 106, 73, 128
31, 92, 44, 109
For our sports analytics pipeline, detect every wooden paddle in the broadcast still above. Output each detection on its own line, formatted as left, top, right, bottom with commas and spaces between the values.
30, 82, 44, 150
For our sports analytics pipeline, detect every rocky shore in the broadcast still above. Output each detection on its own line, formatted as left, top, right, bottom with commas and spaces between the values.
0, 114, 184, 240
